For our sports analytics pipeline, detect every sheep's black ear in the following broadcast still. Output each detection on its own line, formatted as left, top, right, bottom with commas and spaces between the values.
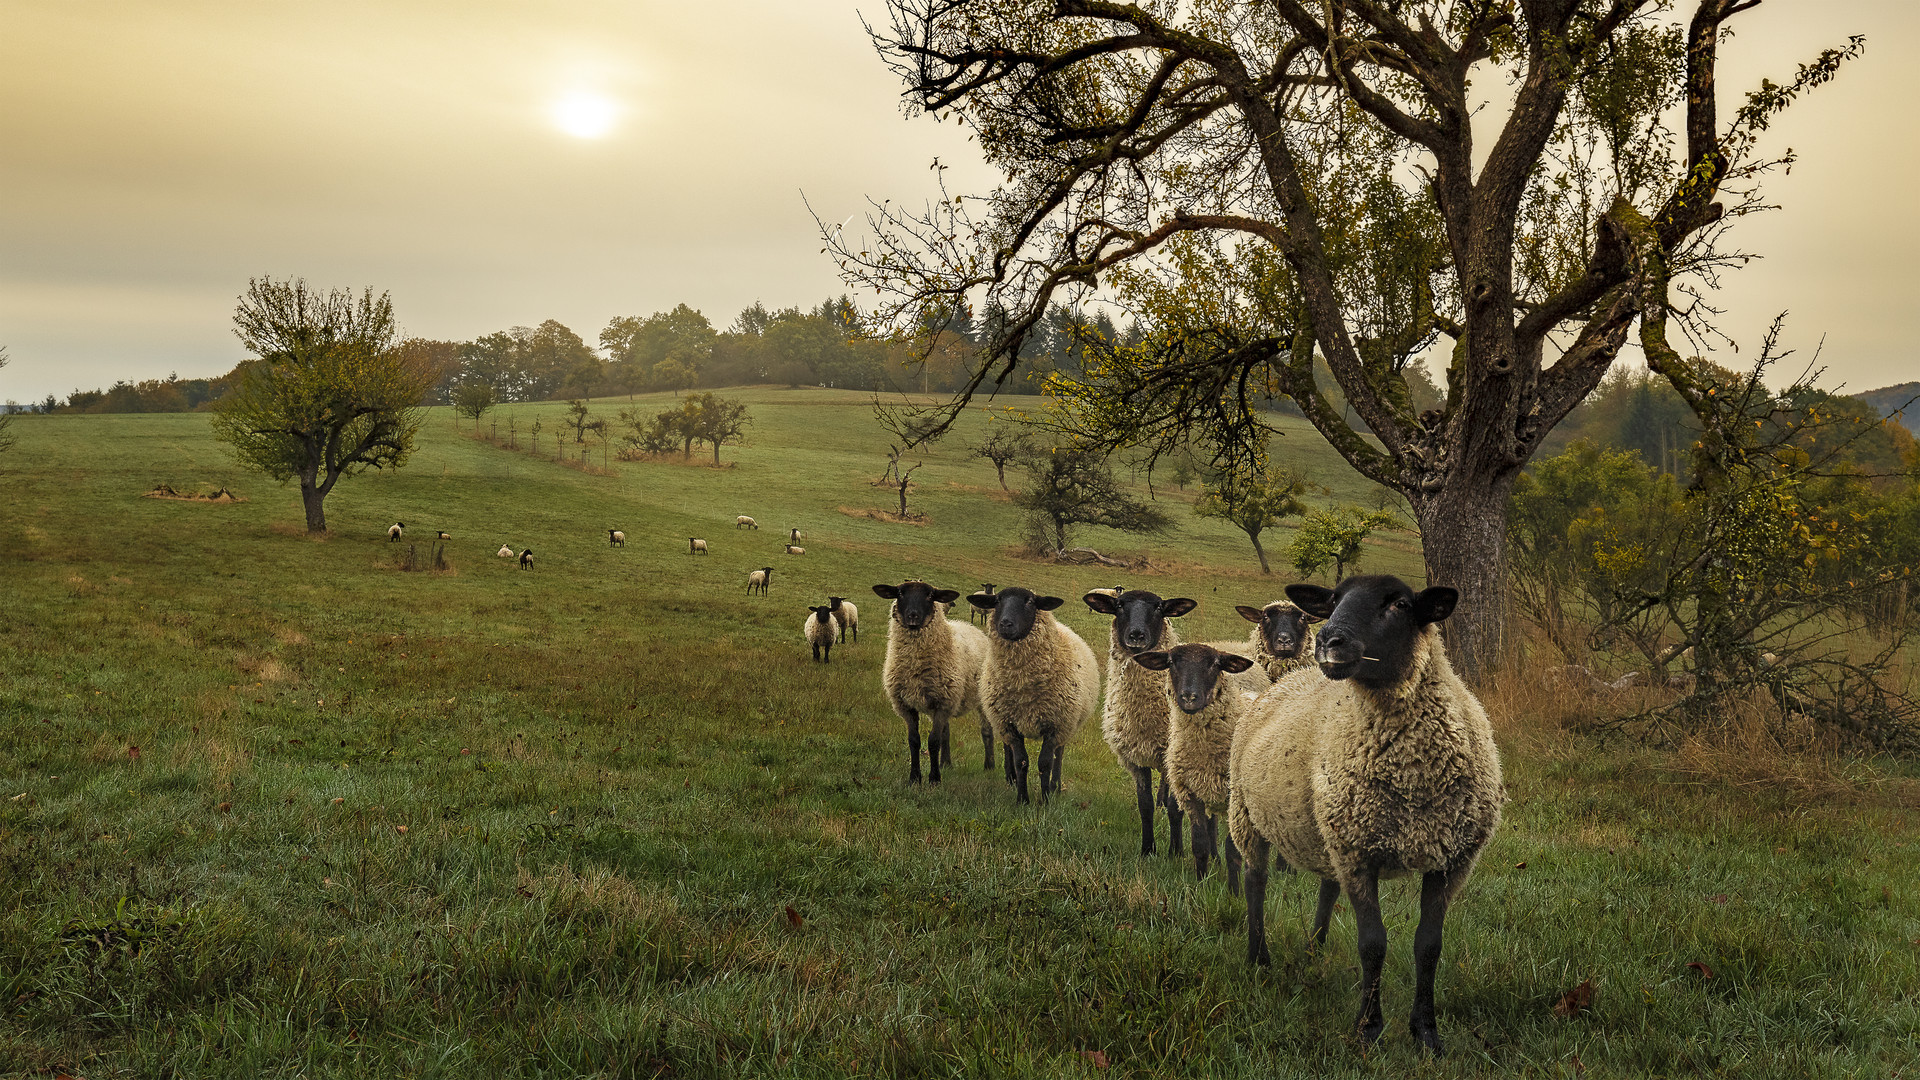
871, 585, 900, 599
1082, 591, 1118, 615
1234, 605, 1265, 624
1285, 584, 1337, 619
1161, 598, 1197, 619
1412, 587, 1458, 625
1036, 596, 1065, 611
931, 588, 960, 605
1218, 652, 1255, 674
1131, 651, 1172, 671
966, 593, 996, 610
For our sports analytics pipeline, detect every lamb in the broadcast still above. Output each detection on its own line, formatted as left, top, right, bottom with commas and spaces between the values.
689, 538, 708, 555
1082, 589, 1197, 858
518, 548, 534, 570
804, 605, 837, 662
784, 544, 805, 555
827, 596, 859, 643
1228, 575, 1502, 1055
872, 580, 991, 782
387, 522, 404, 542
608, 529, 625, 546
967, 586, 1101, 805
736, 516, 759, 529
497, 544, 513, 558
1132, 644, 1269, 893
747, 567, 772, 596
1236, 601, 1319, 679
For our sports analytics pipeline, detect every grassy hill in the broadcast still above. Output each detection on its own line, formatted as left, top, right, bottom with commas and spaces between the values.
0, 392, 1914, 1078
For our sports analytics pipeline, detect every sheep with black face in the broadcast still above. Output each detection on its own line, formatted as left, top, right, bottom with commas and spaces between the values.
872, 581, 990, 783
804, 605, 838, 662
967, 586, 1100, 805
827, 596, 859, 644
1227, 575, 1502, 1056
1083, 589, 1196, 859
1132, 643, 1267, 892
1236, 601, 1319, 679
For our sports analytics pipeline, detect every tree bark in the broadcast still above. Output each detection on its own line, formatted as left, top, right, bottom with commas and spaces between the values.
1247, 530, 1271, 574
299, 474, 328, 533
1413, 473, 1518, 682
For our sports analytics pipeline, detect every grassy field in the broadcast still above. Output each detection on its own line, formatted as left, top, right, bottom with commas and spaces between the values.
0, 388, 1916, 1078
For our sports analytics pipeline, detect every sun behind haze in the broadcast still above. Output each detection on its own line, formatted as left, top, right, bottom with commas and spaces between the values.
0, 0, 1914, 401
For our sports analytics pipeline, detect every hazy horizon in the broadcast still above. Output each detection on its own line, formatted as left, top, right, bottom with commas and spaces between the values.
2, 1, 1914, 404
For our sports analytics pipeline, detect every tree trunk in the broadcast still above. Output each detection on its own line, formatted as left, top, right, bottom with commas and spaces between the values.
1247, 530, 1271, 574
995, 461, 1008, 490
1414, 475, 1516, 683
299, 475, 328, 533
712, 440, 721, 466
898, 480, 909, 517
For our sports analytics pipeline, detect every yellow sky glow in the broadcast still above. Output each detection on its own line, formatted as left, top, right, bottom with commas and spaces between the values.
551, 91, 618, 139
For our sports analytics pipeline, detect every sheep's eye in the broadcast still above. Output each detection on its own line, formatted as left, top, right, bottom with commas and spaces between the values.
1391, 599, 1410, 612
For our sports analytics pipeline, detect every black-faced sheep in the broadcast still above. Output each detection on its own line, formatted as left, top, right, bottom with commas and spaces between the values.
747, 567, 772, 596
689, 538, 708, 555
969, 583, 995, 625
1228, 575, 1502, 1055
827, 596, 859, 644
784, 544, 805, 555
1132, 644, 1267, 893
1236, 601, 1319, 680
872, 581, 990, 782
788, 527, 803, 543
1082, 589, 1196, 858
804, 605, 837, 662
608, 529, 625, 546
967, 587, 1100, 805
736, 516, 758, 529
436, 530, 452, 541
388, 522, 404, 542
518, 549, 534, 570
497, 544, 514, 558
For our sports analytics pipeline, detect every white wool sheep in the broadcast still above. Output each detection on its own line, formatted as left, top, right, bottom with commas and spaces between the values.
497, 544, 513, 558
746, 567, 772, 596
1237, 601, 1319, 680
827, 596, 859, 643
608, 529, 625, 546
788, 527, 803, 543
1082, 589, 1196, 858
1133, 644, 1269, 892
517, 549, 534, 570
873, 581, 990, 783
1228, 576, 1502, 1055
784, 544, 805, 555
736, 516, 758, 529
435, 530, 451, 541
967, 586, 1101, 805
689, 538, 708, 555
387, 522, 404, 542
804, 605, 838, 662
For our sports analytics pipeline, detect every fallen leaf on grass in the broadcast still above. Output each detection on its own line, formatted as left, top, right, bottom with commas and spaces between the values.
1080, 1049, 1110, 1068
217, 802, 232, 813
395, 825, 408, 834
1686, 961, 1714, 979
785, 906, 804, 928
1513, 861, 1527, 869
1710, 894, 1729, 905
1551, 978, 1595, 1018
127, 746, 141, 761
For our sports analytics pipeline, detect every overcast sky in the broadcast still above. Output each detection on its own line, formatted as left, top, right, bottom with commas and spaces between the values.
1, 1, 1912, 404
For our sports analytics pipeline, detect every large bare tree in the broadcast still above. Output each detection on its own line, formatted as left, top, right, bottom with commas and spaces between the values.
832, 0, 1860, 678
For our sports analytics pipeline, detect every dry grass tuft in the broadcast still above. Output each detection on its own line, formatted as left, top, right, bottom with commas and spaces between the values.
837, 506, 932, 526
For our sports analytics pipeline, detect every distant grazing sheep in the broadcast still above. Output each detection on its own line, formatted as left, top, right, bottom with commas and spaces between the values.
788, 527, 802, 543
784, 544, 805, 555
436, 530, 451, 541
1236, 601, 1319, 679
736, 516, 758, 529
804, 606, 837, 662
1133, 644, 1268, 891
518, 549, 534, 570
747, 567, 772, 596
388, 522, 404, 542
970, 583, 995, 625
689, 538, 708, 555
608, 529, 625, 546
873, 580, 990, 782
827, 596, 859, 643
497, 544, 513, 558
968, 586, 1100, 805
1229, 575, 1502, 1055
1083, 588, 1195, 858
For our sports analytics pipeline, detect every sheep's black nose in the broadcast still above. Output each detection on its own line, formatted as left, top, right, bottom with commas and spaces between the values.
1321, 631, 1348, 651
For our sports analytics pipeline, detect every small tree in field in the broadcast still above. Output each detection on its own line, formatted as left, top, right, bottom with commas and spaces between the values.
211, 277, 433, 533
687, 392, 752, 465
453, 381, 495, 428
1015, 446, 1172, 554
1289, 507, 1402, 584
1195, 466, 1317, 574
969, 418, 1035, 490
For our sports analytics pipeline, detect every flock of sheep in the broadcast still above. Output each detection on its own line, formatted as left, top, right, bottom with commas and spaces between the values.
865, 574, 1504, 1056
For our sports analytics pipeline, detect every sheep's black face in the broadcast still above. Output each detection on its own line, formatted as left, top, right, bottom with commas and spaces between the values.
1237, 603, 1315, 660
874, 581, 958, 630
1290, 575, 1457, 687
971, 586, 1061, 642
1134, 645, 1254, 713
1085, 590, 1196, 654
810, 605, 834, 623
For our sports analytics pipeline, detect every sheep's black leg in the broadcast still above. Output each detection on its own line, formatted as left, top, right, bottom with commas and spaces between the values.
1050, 746, 1065, 796
980, 718, 995, 772
1191, 807, 1215, 880
1161, 772, 1184, 857
811, 643, 821, 662
1034, 738, 1057, 803
929, 712, 949, 784
1129, 765, 1156, 856
1224, 829, 1243, 897
1009, 732, 1030, 804
938, 714, 953, 768
1409, 869, 1455, 1056
1309, 878, 1340, 954
822, 642, 831, 663
1002, 739, 1015, 785
904, 708, 923, 784
1347, 873, 1387, 1046
1242, 832, 1272, 966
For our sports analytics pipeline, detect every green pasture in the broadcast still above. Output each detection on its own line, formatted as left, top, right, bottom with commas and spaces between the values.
0, 390, 1915, 1078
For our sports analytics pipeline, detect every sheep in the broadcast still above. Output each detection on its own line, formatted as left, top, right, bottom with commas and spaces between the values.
969, 583, 996, 626
497, 544, 513, 558
827, 596, 859, 644
436, 530, 452, 541
518, 548, 534, 570
1082, 588, 1196, 858
1236, 601, 1319, 680
1133, 644, 1268, 893
387, 521, 404, 542
608, 529, 625, 546
872, 580, 991, 782
1228, 575, 1502, 1055
788, 527, 803, 543
784, 544, 805, 555
689, 538, 708, 555
804, 605, 837, 662
967, 586, 1101, 805
736, 516, 759, 529
747, 566, 772, 596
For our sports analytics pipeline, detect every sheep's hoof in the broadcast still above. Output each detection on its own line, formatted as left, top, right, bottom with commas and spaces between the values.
1356, 1015, 1385, 1046
1249, 944, 1271, 967
1410, 1019, 1443, 1056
